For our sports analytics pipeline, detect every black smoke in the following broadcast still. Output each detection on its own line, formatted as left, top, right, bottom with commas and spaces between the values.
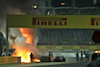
0, 0, 41, 32
6, 0, 37, 14
0, 0, 41, 58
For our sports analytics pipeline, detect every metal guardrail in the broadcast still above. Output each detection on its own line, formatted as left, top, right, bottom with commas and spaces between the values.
37, 7, 100, 15
0, 56, 21, 64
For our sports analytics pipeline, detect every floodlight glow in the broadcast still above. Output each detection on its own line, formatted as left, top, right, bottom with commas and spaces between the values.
34, 5, 37, 8
61, 3, 65, 5
32, 5, 37, 9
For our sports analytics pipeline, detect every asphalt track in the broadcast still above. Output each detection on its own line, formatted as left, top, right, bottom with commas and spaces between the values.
0, 62, 87, 67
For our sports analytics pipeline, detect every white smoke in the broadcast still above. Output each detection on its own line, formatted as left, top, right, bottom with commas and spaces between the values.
9, 28, 40, 58
0, 0, 48, 59
0, 0, 41, 33
0, 0, 41, 58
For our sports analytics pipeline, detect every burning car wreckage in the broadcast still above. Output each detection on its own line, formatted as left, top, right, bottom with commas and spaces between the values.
0, 28, 66, 63
0, 28, 42, 63
10, 28, 42, 63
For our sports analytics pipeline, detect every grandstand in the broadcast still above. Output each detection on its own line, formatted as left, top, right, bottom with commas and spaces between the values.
37, 0, 100, 46
37, 29, 100, 45
55, 7, 100, 15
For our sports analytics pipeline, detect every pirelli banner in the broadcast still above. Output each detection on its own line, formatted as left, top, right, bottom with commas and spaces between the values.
8, 15, 100, 29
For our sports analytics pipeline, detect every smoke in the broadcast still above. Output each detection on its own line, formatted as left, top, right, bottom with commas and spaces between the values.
0, 0, 42, 59
6, 0, 40, 14
0, 0, 41, 32
0, 0, 7, 32
0, 0, 40, 41
0, 0, 8, 18
9, 28, 40, 59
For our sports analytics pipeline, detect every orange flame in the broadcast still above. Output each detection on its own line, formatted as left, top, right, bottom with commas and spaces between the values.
33, 58, 41, 62
12, 28, 40, 63
20, 28, 33, 45
12, 45, 31, 63
19, 28, 33, 63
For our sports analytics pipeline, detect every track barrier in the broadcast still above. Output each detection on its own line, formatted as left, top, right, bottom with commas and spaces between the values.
0, 56, 21, 64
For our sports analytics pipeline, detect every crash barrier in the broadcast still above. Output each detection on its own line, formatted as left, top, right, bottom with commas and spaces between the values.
37, 45, 100, 50
40, 56, 50, 62
64, 57, 88, 62
0, 56, 21, 64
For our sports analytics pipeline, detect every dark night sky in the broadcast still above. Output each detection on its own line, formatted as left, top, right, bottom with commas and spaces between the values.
51, 0, 94, 7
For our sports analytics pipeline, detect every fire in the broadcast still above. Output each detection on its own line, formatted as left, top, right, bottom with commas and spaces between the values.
12, 45, 31, 63
18, 28, 33, 63
33, 58, 41, 62
12, 28, 36, 63
20, 28, 33, 45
